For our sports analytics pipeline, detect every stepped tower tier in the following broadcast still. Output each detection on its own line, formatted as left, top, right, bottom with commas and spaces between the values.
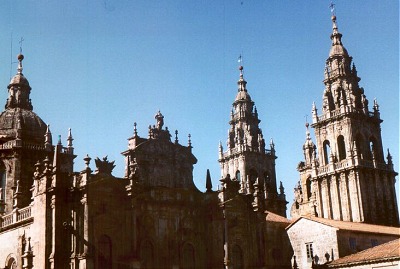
218, 65, 287, 217
122, 111, 198, 189
291, 13, 398, 226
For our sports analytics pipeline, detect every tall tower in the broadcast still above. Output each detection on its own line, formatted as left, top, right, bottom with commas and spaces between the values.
218, 65, 287, 216
291, 12, 398, 226
0, 54, 48, 214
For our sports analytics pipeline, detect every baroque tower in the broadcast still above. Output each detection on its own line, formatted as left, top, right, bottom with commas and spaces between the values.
218, 65, 287, 216
0, 54, 48, 213
291, 13, 399, 226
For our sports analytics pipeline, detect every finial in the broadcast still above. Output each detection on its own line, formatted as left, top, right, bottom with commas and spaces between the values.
188, 134, 192, 148
148, 125, 152, 138
175, 130, 179, 144
238, 54, 244, 78
133, 122, 138, 137
58, 135, 62, 145
67, 128, 73, 147
270, 138, 275, 149
44, 124, 52, 147
279, 181, 285, 195
17, 53, 24, 74
329, 1, 336, 20
386, 149, 393, 164
305, 114, 309, 128
83, 154, 91, 170
206, 169, 212, 192
373, 98, 379, 112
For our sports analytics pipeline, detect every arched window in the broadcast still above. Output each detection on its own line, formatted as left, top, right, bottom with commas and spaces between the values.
355, 134, 364, 158
235, 170, 241, 182
337, 135, 346, 161
140, 240, 154, 269
6, 257, 17, 269
231, 245, 244, 269
249, 169, 258, 184
306, 177, 312, 200
369, 137, 379, 161
323, 140, 331, 165
182, 243, 195, 269
98, 235, 112, 269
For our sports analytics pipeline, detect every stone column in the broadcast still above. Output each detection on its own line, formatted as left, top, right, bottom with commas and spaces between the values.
329, 175, 341, 220
338, 174, 350, 221
348, 171, 360, 222
321, 178, 330, 218
49, 195, 56, 269
81, 194, 93, 269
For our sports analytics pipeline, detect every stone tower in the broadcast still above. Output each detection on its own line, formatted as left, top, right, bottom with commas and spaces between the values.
0, 54, 49, 214
218, 65, 287, 217
291, 13, 399, 226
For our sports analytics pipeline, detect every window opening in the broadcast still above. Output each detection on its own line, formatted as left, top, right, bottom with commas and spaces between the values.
306, 242, 314, 262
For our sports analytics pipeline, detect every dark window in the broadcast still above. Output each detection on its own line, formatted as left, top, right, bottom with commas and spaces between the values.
235, 170, 241, 182
140, 240, 154, 269
98, 235, 112, 269
371, 239, 378, 247
306, 178, 312, 200
306, 242, 314, 262
337, 135, 346, 160
249, 169, 258, 184
349, 237, 357, 251
323, 141, 331, 165
232, 244, 244, 269
182, 244, 195, 269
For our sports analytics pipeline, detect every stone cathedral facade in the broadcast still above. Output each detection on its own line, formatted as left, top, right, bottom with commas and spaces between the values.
0, 9, 398, 269
0, 52, 292, 269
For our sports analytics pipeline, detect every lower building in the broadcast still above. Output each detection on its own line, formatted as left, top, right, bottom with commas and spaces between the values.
326, 238, 400, 269
286, 216, 400, 269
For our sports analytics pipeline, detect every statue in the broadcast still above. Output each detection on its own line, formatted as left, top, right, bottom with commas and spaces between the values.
94, 156, 115, 175
155, 110, 164, 130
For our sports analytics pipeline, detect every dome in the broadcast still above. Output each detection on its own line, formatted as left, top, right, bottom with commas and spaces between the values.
0, 108, 47, 144
8, 73, 30, 88
329, 44, 349, 57
235, 90, 252, 102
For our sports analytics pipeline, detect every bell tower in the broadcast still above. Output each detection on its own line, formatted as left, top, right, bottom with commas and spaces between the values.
218, 65, 287, 216
291, 12, 398, 226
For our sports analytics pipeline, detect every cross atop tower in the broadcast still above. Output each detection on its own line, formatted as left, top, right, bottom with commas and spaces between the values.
329, 1, 336, 17
19, 37, 24, 54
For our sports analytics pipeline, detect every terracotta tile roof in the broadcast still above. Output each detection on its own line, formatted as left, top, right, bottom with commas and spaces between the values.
286, 216, 400, 236
328, 238, 400, 267
265, 211, 292, 224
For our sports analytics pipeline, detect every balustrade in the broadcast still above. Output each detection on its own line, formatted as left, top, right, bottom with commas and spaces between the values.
0, 206, 32, 229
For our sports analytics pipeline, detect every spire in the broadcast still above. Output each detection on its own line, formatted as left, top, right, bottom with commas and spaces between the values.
67, 128, 73, 148
44, 125, 52, 150
206, 169, 212, 192
67, 128, 74, 154
328, 5, 349, 58
237, 65, 247, 93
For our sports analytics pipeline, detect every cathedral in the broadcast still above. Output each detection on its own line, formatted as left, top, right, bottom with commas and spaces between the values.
0, 8, 398, 269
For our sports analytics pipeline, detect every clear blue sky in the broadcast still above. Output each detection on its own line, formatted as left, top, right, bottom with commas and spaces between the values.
0, 1, 398, 217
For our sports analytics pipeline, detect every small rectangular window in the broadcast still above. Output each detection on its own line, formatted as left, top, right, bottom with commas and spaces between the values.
306, 242, 314, 262
349, 237, 357, 251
